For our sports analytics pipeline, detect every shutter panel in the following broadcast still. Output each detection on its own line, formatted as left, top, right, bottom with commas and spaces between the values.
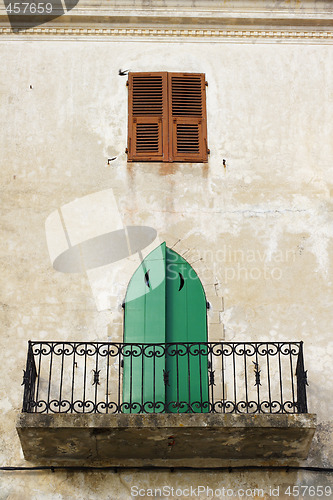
123, 244, 167, 413
127, 72, 168, 161
168, 73, 208, 162
165, 246, 209, 413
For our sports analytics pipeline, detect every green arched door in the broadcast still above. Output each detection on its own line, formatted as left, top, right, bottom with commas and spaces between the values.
123, 242, 208, 413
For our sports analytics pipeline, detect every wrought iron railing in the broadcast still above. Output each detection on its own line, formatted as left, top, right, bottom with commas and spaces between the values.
22, 341, 308, 414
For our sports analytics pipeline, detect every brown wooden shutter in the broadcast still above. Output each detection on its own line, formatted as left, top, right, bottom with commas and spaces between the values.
168, 73, 208, 162
127, 72, 168, 161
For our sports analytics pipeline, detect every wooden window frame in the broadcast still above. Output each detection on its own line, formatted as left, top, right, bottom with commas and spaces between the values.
127, 72, 209, 163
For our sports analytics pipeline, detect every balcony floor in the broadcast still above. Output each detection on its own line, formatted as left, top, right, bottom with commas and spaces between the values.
17, 412, 316, 467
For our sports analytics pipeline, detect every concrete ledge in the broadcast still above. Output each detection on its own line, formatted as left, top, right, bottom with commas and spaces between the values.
1, 0, 333, 31
1, 12, 332, 30
17, 413, 316, 466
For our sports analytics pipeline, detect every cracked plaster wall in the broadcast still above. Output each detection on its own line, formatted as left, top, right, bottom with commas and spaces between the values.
0, 35, 333, 498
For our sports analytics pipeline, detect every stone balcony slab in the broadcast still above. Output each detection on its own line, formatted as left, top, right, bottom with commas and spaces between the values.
17, 412, 316, 467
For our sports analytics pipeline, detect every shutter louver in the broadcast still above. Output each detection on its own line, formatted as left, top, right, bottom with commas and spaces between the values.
169, 73, 208, 162
136, 123, 160, 152
171, 75, 202, 117
132, 75, 163, 116
128, 72, 168, 161
176, 124, 200, 154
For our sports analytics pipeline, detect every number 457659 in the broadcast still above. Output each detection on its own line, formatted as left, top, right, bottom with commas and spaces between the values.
285, 485, 332, 497
6, 3, 53, 14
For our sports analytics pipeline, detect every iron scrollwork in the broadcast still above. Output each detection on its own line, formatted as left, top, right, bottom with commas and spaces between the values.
21, 340, 309, 415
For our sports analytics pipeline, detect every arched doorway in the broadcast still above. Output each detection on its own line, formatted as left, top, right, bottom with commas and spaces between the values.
123, 242, 208, 412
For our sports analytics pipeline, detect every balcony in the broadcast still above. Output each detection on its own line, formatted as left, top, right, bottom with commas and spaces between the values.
17, 341, 316, 466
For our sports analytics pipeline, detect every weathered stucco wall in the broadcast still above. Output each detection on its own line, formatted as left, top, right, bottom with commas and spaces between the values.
1, 23, 333, 500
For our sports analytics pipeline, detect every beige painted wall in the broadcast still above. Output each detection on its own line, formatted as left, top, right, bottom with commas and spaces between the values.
0, 35, 333, 497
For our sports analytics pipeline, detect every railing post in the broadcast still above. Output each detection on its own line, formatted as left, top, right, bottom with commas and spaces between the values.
22, 341, 37, 412
296, 341, 308, 413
